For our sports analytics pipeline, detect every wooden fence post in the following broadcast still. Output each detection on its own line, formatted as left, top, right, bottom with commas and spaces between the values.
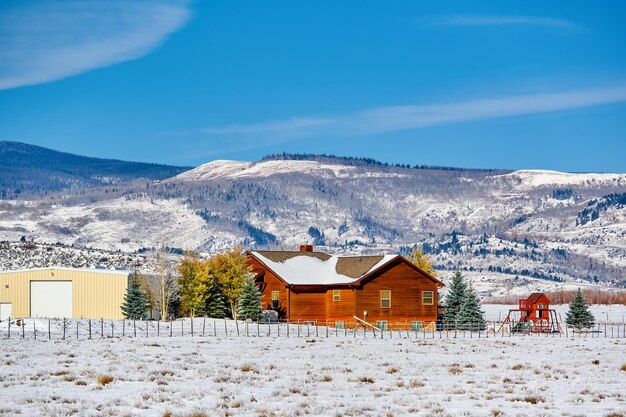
63, 319, 66, 340
88, 319, 92, 339
170, 319, 173, 337
111, 321, 114, 338
34, 321, 37, 340
191, 317, 194, 337
122, 320, 125, 337
133, 320, 136, 337
214, 320, 217, 337
235, 319, 240, 336
76, 321, 79, 339
100, 318, 104, 338
202, 317, 206, 337
48, 318, 51, 340
157, 320, 160, 337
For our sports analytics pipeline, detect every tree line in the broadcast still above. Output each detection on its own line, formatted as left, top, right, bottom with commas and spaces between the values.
121, 246, 263, 321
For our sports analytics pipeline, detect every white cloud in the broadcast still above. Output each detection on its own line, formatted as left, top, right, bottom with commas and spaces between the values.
198, 86, 626, 139
429, 14, 583, 31
0, 0, 191, 90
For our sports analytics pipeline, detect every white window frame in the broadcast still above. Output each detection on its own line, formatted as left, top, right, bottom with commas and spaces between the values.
335, 321, 345, 329
380, 290, 391, 308
411, 321, 423, 331
376, 320, 388, 330
333, 290, 340, 302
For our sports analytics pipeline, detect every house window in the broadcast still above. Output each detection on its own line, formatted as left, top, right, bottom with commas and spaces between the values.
376, 321, 388, 330
335, 321, 345, 329
411, 321, 423, 331
333, 290, 340, 302
380, 290, 391, 308
422, 291, 434, 305
271, 291, 279, 309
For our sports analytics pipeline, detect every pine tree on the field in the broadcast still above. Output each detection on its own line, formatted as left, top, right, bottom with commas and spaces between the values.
565, 289, 595, 330
121, 275, 149, 320
456, 283, 485, 330
237, 278, 263, 321
445, 270, 466, 327
204, 278, 227, 318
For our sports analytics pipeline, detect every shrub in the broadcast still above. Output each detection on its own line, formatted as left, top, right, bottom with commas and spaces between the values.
97, 375, 114, 385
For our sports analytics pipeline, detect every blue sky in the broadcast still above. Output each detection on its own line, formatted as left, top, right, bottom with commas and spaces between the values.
0, 1, 625, 171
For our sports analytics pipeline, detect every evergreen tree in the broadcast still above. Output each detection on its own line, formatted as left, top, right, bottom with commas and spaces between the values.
203, 278, 228, 318
121, 275, 149, 320
237, 278, 263, 321
407, 246, 437, 277
444, 270, 466, 327
456, 284, 485, 330
566, 289, 595, 330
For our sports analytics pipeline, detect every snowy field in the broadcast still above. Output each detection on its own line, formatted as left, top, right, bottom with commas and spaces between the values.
1, 322, 625, 417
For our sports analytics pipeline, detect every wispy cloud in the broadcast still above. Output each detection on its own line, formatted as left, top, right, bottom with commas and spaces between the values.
197, 86, 626, 140
428, 14, 583, 31
0, 0, 191, 90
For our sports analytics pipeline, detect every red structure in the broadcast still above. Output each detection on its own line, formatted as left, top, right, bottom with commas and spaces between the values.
500, 293, 561, 333
247, 246, 444, 329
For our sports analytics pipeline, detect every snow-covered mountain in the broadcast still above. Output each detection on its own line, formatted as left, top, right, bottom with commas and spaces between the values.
1, 154, 625, 295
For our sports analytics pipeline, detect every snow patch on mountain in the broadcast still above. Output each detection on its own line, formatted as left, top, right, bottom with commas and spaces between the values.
495, 169, 626, 189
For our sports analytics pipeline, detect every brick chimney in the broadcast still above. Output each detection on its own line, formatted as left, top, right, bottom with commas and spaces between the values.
299, 244, 314, 252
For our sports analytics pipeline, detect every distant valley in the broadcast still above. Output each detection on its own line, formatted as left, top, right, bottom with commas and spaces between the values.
1, 143, 625, 296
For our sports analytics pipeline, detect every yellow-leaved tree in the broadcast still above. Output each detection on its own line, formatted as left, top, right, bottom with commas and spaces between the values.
210, 246, 252, 319
407, 246, 438, 277
177, 251, 210, 317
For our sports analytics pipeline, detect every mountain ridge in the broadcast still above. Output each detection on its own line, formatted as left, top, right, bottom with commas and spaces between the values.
0, 144, 625, 295
0, 141, 190, 198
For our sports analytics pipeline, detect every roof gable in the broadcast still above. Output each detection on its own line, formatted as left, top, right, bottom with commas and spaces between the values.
527, 292, 549, 304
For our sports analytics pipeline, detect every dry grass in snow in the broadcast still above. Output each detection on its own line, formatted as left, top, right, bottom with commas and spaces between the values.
0, 336, 624, 416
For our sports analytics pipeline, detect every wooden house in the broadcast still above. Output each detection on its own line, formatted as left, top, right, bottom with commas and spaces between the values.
247, 246, 444, 330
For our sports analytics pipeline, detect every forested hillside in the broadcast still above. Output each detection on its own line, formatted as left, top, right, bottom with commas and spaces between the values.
0, 141, 189, 198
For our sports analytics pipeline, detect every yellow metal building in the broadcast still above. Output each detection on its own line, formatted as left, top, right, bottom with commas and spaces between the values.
0, 267, 130, 320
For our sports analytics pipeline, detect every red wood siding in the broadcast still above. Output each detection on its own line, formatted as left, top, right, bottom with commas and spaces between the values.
249, 257, 289, 319
325, 288, 355, 321
355, 260, 438, 323
288, 288, 326, 322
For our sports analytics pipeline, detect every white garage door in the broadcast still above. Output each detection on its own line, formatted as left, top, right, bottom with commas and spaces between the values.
0, 303, 12, 321
30, 281, 72, 318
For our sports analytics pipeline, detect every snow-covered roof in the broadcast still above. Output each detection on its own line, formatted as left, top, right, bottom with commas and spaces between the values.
250, 251, 397, 285
0, 266, 132, 276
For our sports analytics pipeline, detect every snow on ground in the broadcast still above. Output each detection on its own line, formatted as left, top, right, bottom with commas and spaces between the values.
0, 319, 625, 417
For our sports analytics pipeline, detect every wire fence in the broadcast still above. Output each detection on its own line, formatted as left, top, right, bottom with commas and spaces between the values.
1, 317, 625, 341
